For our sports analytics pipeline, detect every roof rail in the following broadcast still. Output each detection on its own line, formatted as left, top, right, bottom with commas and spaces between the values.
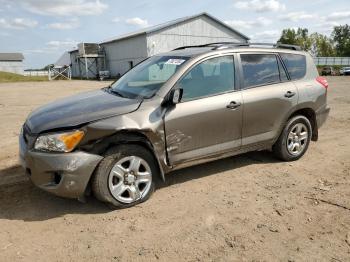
172, 42, 244, 50
275, 43, 302, 51
173, 42, 302, 51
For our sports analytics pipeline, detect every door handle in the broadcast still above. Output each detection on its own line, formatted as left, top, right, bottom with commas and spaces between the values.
284, 91, 296, 98
226, 101, 241, 109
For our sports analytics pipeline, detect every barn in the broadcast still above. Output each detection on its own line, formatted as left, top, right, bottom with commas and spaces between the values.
0, 53, 24, 75
69, 12, 249, 78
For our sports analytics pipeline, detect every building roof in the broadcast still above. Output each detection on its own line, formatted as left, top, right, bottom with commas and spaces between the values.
55, 51, 71, 67
101, 12, 250, 44
0, 53, 24, 61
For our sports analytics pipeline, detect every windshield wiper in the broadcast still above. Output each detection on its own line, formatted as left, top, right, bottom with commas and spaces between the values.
104, 86, 128, 98
111, 89, 127, 98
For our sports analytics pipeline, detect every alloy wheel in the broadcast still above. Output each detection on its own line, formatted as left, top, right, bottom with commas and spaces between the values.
108, 156, 152, 204
287, 123, 308, 156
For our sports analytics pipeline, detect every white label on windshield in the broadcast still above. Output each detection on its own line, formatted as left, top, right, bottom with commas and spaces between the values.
165, 59, 185, 65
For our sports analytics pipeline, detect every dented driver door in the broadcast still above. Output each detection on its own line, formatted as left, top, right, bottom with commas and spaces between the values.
164, 55, 243, 166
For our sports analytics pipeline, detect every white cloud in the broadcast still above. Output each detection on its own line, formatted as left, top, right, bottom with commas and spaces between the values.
112, 17, 121, 23
0, 18, 38, 29
24, 40, 78, 55
234, 0, 286, 13
311, 11, 350, 33
225, 17, 272, 29
46, 40, 78, 49
47, 18, 80, 30
125, 17, 149, 28
19, 0, 107, 16
279, 11, 315, 22
250, 30, 280, 42
313, 20, 341, 34
327, 11, 350, 21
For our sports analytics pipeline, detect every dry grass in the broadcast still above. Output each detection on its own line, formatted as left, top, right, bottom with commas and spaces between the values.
0, 71, 48, 83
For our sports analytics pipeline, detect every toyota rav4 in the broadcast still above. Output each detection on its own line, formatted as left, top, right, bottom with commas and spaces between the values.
19, 43, 330, 208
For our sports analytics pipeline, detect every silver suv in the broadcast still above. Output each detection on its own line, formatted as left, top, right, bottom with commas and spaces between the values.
19, 43, 330, 208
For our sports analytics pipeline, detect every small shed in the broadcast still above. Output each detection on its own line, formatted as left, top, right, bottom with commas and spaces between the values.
70, 12, 249, 78
0, 53, 24, 75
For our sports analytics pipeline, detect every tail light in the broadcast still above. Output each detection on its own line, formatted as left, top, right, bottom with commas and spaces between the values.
316, 76, 328, 89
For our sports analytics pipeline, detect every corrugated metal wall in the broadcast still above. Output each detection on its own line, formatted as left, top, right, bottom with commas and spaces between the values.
70, 51, 101, 78
70, 51, 80, 78
0, 61, 24, 75
102, 35, 148, 77
70, 16, 247, 78
146, 16, 246, 56
314, 57, 350, 66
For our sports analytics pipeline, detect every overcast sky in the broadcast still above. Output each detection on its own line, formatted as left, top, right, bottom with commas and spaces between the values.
0, 0, 349, 69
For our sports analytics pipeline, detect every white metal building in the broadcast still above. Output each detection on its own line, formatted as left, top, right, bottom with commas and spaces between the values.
70, 12, 249, 78
0, 53, 24, 75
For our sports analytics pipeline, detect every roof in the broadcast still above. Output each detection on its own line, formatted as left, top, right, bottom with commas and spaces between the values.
158, 47, 213, 57
68, 49, 78, 54
0, 53, 24, 61
101, 12, 250, 44
158, 45, 306, 60
55, 52, 71, 67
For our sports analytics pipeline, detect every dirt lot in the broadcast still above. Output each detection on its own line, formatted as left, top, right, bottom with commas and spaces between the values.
0, 78, 349, 261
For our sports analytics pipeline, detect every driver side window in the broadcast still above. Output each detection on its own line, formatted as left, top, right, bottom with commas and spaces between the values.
178, 56, 235, 102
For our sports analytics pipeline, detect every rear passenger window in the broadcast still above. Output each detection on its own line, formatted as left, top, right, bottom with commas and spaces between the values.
280, 53, 306, 80
241, 54, 280, 88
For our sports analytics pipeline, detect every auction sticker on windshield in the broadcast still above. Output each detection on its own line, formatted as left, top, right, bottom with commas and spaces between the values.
165, 59, 186, 65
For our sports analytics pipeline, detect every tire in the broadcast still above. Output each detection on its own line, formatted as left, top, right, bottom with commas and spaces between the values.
273, 115, 312, 161
92, 144, 159, 208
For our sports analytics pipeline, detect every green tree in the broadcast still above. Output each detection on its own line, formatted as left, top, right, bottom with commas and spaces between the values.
310, 33, 335, 57
331, 24, 350, 56
278, 28, 312, 51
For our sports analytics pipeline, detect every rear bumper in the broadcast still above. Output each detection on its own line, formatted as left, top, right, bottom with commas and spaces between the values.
316, 105, 330, 129
19, 134, 103, 199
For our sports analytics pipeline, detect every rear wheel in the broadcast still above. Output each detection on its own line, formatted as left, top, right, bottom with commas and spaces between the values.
273, 116, 312, 161
92, 144, 158, 208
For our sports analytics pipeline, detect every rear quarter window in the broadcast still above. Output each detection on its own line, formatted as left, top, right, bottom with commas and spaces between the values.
280, 53, 306, 80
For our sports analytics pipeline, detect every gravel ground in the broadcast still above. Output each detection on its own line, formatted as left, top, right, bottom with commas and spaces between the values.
0, 77, 349, 261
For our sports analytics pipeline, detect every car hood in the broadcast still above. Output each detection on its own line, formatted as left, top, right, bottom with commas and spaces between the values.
25, 89, 142, 134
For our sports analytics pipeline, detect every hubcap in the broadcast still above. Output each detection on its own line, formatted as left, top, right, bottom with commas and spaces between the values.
287, 123, 308, 156
108, 156, 152, 204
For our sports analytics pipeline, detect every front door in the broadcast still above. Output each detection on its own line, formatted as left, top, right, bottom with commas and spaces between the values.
164, 55, 243, 165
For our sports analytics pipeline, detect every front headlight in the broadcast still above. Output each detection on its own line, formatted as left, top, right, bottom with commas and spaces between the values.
34, 130, 85, 152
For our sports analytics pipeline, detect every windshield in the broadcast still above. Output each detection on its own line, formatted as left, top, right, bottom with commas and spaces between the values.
110, 56, 190, 99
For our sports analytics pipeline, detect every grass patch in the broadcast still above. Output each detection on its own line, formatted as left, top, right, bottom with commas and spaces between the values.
0, 71, 48, 83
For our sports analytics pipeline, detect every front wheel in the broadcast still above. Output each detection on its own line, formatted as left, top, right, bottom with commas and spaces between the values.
92, 144, 159, 208
273, 116, 312, 161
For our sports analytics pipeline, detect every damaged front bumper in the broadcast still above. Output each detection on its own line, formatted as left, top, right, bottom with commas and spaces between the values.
19, 134, 103, 199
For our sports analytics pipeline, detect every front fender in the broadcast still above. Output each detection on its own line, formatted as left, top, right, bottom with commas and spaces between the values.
78, 108, 170, 181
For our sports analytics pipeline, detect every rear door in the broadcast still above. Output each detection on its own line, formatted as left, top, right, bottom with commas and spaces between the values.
164, 55, 243, 165
239, 53, 298, 146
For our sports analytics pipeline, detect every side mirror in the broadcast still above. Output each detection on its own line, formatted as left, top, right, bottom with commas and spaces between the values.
162, 88, 183, 106
171, 88, 183, 104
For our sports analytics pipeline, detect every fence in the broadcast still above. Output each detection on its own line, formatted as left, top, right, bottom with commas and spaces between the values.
23, 70, 49, 77
313, 57, 350, 66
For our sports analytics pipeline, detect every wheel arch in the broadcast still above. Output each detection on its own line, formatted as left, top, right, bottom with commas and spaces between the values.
88, 130, 166, 182
288, 107, 318, 141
